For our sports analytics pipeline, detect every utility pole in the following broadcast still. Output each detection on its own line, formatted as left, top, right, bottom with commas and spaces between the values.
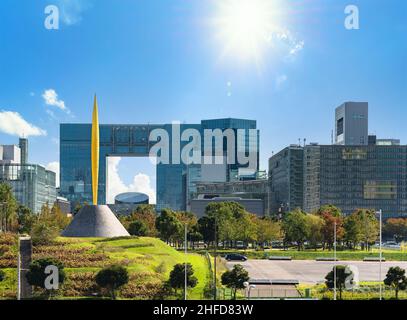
334, 221, 337, 301
379, 209, 383, 300
184, 223, 187, 300
213, 214, 217, 300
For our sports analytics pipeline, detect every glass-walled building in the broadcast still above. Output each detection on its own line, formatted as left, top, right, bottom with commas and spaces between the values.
0, 164, 56, 213
269, 145, 304, 214
303, 144, 407, 218
60, 118, 259, 211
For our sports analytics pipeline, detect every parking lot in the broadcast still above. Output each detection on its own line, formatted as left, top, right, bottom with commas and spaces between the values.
226, 259, 407, 284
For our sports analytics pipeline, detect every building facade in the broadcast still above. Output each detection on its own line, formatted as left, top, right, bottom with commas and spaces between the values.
303, 144, 407, 218
0, 164, 57, 213
335, 102, 368, 145
269, 145, 304, 214
0, 139, 57, 213
60, 118, 259, 211
269, 102, 407, 219
195, 179, 269, 216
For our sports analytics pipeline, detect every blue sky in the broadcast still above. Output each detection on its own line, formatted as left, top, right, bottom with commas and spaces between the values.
0, 0, 406, 202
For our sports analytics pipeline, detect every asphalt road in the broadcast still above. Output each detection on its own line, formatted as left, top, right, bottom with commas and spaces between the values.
226, 259, 407, 284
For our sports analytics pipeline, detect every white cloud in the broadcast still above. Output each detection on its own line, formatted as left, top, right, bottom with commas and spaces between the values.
46, 161, 60, 188
56, 0, 92, 26
289, 40, 304, 56
107, 157, 156, 205
269, 30, 305, 58
42, 89, 70, 114
275, 74, 288, 89
0, 111, 47, 137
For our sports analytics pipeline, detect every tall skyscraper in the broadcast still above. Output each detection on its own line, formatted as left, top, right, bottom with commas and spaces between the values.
335, 102, 368, 145
19, 138, 28, 164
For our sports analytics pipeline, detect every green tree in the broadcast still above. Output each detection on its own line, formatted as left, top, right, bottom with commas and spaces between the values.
384, 218, 407, 243
128, 220, 148, 236
325, 265, 354, 300
384, 266, 407, 299
205, 202, 236, 247
0, 183, 18, 232
353, 209, 379, 251
221, 264, 250, 300
50, 203, 71, 230
30, 202, 71, 244
155, 209, 183, 244
95, 265, 129, 300
283, 209, 310, 250
30, 221, 60, 245
17, 205, 35, 234
319, 211, 344, 250
120, 204, 157, 236
306, 214, 324, 250
198, 216, 215, 245
26, 258, 65, 299
168, 263, 198, 296
343, 213, 362, 249
256, 217, 283, 247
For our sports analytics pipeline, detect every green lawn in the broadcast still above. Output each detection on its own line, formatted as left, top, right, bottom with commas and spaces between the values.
0, 236, 210, 300
201, 248, 407, 261
298, 282, 407, 300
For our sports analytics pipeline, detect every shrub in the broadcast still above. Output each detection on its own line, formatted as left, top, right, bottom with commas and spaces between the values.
95, 265, 129, 299
128, 220, 148, 236
168, 263, 198, 296
31, 222, 60, 245
26, 258, 65, 298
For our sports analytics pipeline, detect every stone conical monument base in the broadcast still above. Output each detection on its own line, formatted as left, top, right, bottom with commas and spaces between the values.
62, 205, 130, 238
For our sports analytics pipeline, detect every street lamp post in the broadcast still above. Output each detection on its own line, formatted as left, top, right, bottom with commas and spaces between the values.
184, 223, 187, 301
378, 209, 383, 300
243, 282, 256, 300
334, 221, 337, 301
213, 213, 217, 300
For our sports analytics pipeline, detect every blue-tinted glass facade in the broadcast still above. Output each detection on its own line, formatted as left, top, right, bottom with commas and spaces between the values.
60, 119, 259, 211
0, 164, 56, 213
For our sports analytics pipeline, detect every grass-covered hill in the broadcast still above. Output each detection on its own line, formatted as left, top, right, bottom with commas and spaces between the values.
0, 235, 210, 300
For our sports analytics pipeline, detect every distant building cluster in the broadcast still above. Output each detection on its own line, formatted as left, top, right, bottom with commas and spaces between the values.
0, 138, 58, 213
198, 102, 407, 219
2, 102, 405, 220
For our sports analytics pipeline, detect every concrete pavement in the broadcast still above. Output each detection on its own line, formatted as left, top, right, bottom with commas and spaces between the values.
226, 259, 407, 284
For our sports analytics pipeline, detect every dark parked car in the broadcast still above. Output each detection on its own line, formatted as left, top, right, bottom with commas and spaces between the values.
225, 254, 248, 261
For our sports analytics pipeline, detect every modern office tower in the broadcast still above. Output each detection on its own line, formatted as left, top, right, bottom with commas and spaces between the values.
268, 145, 304, 215
266, 102, 407, 219
0, 139, 57, 213
60, 118, 259, 211
303, 144, 407, 218
195, 178, 269, 216
335, 102, 368, 145
19, 138, 28, 164
0, 163, 57, 213
0, 145, 21, 164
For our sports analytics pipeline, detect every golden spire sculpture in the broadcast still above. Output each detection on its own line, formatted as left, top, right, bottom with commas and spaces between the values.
91, 95, 99, 205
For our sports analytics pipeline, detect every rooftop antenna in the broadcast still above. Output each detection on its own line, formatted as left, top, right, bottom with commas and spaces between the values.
303, 138, 306, 147
298, 138, 301, 147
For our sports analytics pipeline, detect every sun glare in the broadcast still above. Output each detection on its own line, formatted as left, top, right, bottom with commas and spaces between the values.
212, 0, 282, 65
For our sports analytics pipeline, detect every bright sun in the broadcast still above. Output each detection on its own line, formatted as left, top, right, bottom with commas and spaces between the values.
212, 0, 282, 64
